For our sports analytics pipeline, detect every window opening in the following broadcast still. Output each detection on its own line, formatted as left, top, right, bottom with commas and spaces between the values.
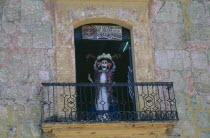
74, 24, 135, 120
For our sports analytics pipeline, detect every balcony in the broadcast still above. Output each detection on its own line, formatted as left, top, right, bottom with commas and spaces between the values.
40, 82, 178, 137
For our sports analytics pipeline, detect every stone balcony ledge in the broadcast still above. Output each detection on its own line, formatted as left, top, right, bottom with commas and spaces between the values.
42, 121, 177, 138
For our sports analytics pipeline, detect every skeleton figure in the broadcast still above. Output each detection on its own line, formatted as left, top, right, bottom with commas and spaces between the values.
88, 53, 116, 120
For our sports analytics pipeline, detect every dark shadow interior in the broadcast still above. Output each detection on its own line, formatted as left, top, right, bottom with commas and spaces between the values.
75, 40, 130, 83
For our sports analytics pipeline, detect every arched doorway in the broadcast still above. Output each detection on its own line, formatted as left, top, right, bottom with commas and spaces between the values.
75, 23, 133, 83
74, 23, 135, 119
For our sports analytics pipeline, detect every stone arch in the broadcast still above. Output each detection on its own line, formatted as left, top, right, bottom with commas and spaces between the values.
72, 17, 133, 30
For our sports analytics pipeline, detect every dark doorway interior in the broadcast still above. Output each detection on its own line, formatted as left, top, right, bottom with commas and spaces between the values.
74, 24, 134, 119
75, 40, 130, 83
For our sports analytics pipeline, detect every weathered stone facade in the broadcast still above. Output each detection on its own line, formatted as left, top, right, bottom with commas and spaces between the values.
150, 0, 210, 137
0, 0, 209, 137
0, 0, 53, 137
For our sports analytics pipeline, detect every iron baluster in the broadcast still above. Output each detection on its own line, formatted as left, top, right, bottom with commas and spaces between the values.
162, 85, 167, 112
120, 86, 126, 113
41, 86, 44, 124
47, 87, 51, 122
53, 86, 55, 116
172, 85, 179, 120
157, 85, 162, 111
167, 86, 173, 112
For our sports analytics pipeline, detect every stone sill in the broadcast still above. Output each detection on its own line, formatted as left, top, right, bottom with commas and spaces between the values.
42, 121, 177, 138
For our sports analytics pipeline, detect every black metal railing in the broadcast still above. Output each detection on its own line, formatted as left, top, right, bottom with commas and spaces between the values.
40, 82, 178, 123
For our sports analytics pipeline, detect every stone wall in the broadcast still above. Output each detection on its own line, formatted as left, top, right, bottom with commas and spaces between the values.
0, 0, 209, 137
0, 0, 54, 137
150, 0, 210, 137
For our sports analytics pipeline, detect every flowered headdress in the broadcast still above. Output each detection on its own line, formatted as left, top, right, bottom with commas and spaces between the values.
94, 53, 116, 72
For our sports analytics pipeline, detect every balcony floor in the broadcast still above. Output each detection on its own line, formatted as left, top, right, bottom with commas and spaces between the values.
42, 121, 177, 138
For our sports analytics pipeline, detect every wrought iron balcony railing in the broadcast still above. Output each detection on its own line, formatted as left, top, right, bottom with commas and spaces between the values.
40, 82, 178, 123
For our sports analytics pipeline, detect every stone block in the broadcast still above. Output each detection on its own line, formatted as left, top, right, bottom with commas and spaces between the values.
197, 112, 210, 127
3, 87, 26, 99
155, 68, 170, 81
192, 0, 203, 2
182, 70, 197, 95
0, 125, 2, 136
182, 127, 195, 136
45, 56, 51, 69
153, 23, 185, 39
21, 0, 44, 21
47, 49, 55, 57
27, 104, 40, 122
2, 22, 16, 34
39, 71, 50, 81
207, 4, 210, 15
169, 71, 187, 92
0, 51, 6, 64
176, 95, 187, 119
11, 53, 28, 66
29, 122, 41, 137
191, 51, 208, 70
0, 6, 3, 19
12, 69, 22, 82
19, 24, 34, 33
8, 0, 20, 4
189, 24, 210, 40
194, 82, 209, 93
186, 41, 210, 50
154, 2, 183, 23
200, 94, 210, 110
0, 0, 6, 5
175, 120, 195, 136
195, 71, 209, 85
187, 3, 206, 24
23, 69, 35, 83
208, 48, 210, 63
29, 54, 43, 67
153, 23, 186, 49
29, 86, 39, 100
190, 96, 197, 109
200, 131, 210, 138
12, 68, 34, 83
6, 125, 17, 137
0, 67, 10, 83
20, 123, 33, 137
155, 50, 174, 69
0, 34, 10, 48
155, 50, 190, 70
32, 24, 52, 49
172, 50, 191, 70
13, 104, 25, 122
17, 34, 32, 48
4, 7, 20, 21
0, 86, 3, 98
0, 106, 8, 120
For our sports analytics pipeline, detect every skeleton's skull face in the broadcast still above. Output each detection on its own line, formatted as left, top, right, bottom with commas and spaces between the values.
101, 60, 108, 71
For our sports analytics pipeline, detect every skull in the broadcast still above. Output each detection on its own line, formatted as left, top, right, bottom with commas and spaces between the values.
101, 60, 108, 71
